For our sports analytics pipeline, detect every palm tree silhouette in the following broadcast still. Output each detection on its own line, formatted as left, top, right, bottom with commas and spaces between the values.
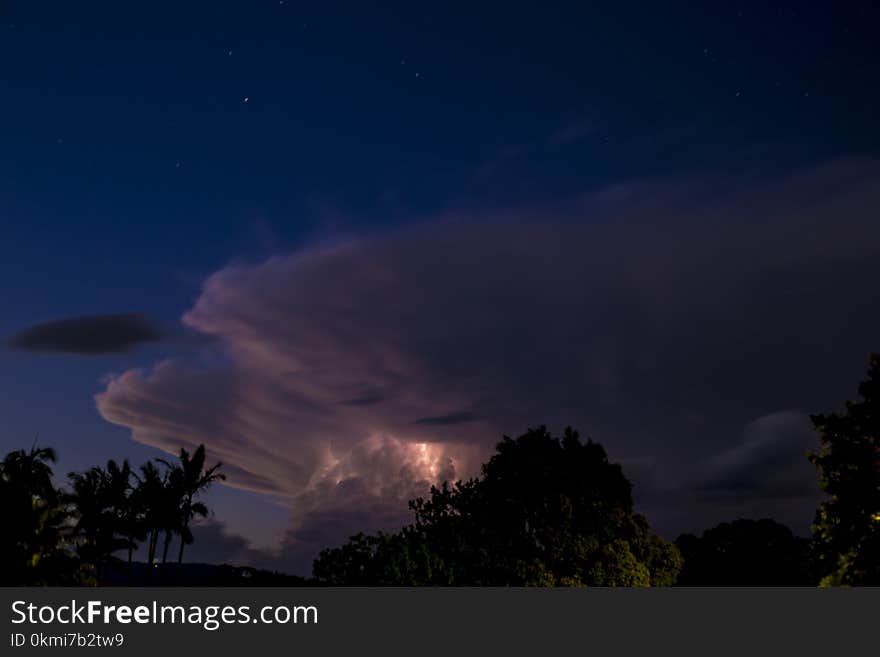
136, 460, 175, 582
67, 459, 138, 581
0, 445, 71, 584
2, 445, 59, 502
112, 460, 147, 581
68, 466, 110, 578
160, 445, 225, 568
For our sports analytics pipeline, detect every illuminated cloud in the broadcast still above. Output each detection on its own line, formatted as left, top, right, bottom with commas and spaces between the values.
96, 159, 880, 572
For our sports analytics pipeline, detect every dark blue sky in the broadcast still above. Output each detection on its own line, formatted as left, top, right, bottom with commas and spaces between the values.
2, 1, 875, 322
1, 1, 879, 570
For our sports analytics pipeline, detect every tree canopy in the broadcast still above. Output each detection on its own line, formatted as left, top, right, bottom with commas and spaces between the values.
0, 446, 76, 585
675, 519, 812, 586
0, 443, 223, 586
314, 426, 682, 586
809, 353, 880, 586
6, 349, 880, 587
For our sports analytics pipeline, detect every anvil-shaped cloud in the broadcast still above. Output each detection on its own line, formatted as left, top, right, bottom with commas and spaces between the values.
96, 159, 880, 573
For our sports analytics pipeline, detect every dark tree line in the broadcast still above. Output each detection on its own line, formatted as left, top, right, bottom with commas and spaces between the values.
314, 427, 682, 586
0, 444, 223, 585
809, 353, 880, 585
314, 354, 880, 587
675, 519, 813, 586
2, 354, 878, 586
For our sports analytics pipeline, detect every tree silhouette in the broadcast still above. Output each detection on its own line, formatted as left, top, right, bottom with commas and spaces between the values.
315, 426, 682, 586
67, 459, 137, 581
1, 442, 223, 585
809, 353, 880, 585
313, 530, 446, 586
109, 459, 147, 580
136, 460, 170, 579
0, 446, 75, 585
161, 445, 225, 566
68, 466, 113, 579
675, 519, 812, 586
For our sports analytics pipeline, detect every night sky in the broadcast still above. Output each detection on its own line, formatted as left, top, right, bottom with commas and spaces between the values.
2, 1, 879, 574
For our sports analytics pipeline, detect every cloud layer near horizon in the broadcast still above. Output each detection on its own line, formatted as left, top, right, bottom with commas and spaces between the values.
96, 159, 880, 573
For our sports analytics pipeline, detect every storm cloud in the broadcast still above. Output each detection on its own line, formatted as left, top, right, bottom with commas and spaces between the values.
96, 159, 880, 573
10, 313, 163, 354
